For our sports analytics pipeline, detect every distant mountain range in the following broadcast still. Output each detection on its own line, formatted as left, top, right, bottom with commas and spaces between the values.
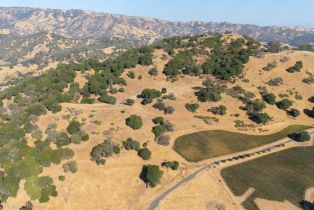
1, 7, 314, 46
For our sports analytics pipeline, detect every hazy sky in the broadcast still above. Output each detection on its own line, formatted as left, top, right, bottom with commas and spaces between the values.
0, 0, 313, 28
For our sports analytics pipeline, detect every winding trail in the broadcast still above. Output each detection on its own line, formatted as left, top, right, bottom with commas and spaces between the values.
147, 129, 314, 210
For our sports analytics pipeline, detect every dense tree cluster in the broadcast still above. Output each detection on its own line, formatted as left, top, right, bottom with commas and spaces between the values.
163, 49, 202, 78
161, 36, 257, 80
196, 80, 226, 102
202, 38, 251, 80
90, 140, 117, 165
81, 46, 153, 104
0, 63, 83, 204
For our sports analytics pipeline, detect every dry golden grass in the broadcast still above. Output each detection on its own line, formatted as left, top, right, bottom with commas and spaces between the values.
4, 46, 314, 210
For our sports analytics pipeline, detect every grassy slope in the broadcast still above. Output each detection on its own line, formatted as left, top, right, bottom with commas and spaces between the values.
173, 125, 311, 162
221, 146, 314, 210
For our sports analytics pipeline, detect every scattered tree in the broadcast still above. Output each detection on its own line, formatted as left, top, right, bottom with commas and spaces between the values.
289, 131, 311, 142
185, 103, 200, 112
277, 99, 293, 110
125, 115, 143, 130
210, 105, 227, 115
123, 138, 140, 151
138, 148, 152, 160
140, 165, 163, 187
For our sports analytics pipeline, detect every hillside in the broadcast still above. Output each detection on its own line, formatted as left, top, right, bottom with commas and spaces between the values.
0, 33, 313, 210
1, 7, 314, 46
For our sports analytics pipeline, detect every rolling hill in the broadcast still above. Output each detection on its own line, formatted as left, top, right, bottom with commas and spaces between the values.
0, 32, 313, 210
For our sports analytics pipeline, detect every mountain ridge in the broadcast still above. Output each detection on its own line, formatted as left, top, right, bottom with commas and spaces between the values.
1, 7, 314, 46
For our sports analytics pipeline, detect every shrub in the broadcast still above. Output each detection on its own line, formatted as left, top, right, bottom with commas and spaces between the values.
210, 105, 227, 115
289, 131, 311, 142
55, 132, 71, 147
163, 121, 174, 132
161, 88, 167, 94
81, 133, 89, 141
58, 176, 65, 181
43, 97, 62, 113
123, 138, 140, 151
262, 62, 277, 71
267, 41, 281, 53
153, 100, 166, 111
125, 99, 135, 106
161, 161, 179, 170
148, 67, 158, 76
127, 71, 136, 79
26, 103, 47, 116
80, 97, 95, 104
263, 93, 276, 105
304, 107, 314, 118
287, 108, 300, 117
125, 115, 143, 130
277, 99, 293, 110
138, 148, 152, 160
140, 89, 161, 101
246, 100, 266, 113
98, 94, 116, 105
20, 201, 33, 210
140, 165, 163, 188
63, 161, 78, 173
185, 103, 200, 112
286, 61, 303, 73
295, 94, 303, 100
267, 77, 283, 86
152, 124, 166, 137
156, 134, 170, 146
303, 75, 314, 84
164, 106, 175, 114
113, 145, 121, 154
70, 134, 82, 144
67, 120, 82, 135
162, 93, 176, 101
250, 112, 272, 124
152, 117, 164, 125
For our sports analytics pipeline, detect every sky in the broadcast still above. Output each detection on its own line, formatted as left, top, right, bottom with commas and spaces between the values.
0, 0, 313, 28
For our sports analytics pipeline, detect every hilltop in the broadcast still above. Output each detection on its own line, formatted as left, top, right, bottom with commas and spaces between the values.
0, 33, 313, 210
